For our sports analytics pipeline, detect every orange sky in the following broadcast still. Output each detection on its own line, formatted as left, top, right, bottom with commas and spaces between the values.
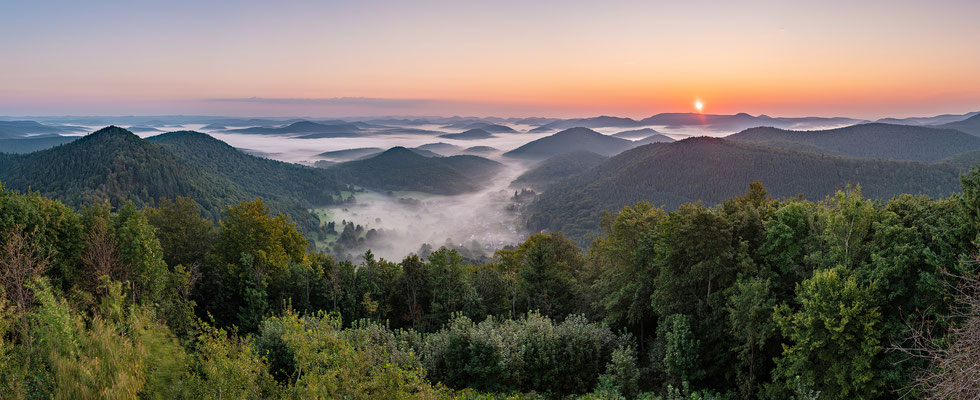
1, 0, 979, 118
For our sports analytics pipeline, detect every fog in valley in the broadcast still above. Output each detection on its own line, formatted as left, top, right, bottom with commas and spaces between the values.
41, 116, 860, 262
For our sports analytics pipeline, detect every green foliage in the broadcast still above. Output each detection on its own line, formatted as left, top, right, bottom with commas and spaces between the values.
144, 196, 215, 268
186, 322, 278, 399
771, 267, 883, 399
527, 138, 965, 244
419, 312, 624, 396
662, 314, 703, 386
596, 345, 642, 399
1, 169, 978, 398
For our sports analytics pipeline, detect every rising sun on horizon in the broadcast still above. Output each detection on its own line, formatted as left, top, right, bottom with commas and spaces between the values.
694, 100, 704, 113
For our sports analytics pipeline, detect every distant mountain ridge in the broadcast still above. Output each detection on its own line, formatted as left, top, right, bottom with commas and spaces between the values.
225, 120, 362, 137
439, 128, 496, 140
937, 113, 980, 136
527, 113, 864, 133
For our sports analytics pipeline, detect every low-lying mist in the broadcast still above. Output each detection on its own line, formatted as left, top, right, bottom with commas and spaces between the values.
317, 164, 531, 262
62, 118, 858, 262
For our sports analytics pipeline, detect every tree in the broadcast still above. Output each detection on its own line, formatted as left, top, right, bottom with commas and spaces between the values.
662, 314, 703, 386
144, 196, 215, 269
0, 226, 51, 312
590, 202, 666, 346
896, 270, 980, 398
726, 275, 776, 398
771, 267, 883, 399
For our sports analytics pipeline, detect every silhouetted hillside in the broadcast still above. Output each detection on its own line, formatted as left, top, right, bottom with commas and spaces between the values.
0, 136, 78, 153
317, 147, 384, 162
512, 150, 608, 189
439, 128, 496, 140
504, 127, 634, 160
633, 134, 676, 146
727, 123, 980, 161
938, 113, 980, 136
330, 147, 503, 195
612, 128, 663, 139
227, 120, 362, 137
527, 137, 965, 243
460, 146, 499, 156
417, 142, 462, 155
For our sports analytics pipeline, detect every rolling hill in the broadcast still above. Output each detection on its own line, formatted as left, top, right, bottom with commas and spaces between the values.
633, 134, 676, 145
726, 123, 980, 162
439, 128, 496, 140
0, 120, 86, 138
504, 127, 635, 160
877, 111, 980, 126
0, 136, 79, 154
0, 126, 355, 234
529, 116, 643, 132
226, 120, 362, 137
460, 146, 499, 156
639, 113, 864, 132
0, 126, 226, 212
527, 137, 966, 243
147, 131, 349, 210
937, 113, 980, 136
330, 147, 503, 195
417, 142, 463, 155
511, 150, 608, 189
317, 147, 384, 162
612, 128, 663, 139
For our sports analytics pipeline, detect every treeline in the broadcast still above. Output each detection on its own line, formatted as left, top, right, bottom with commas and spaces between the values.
0, 171, 979, 398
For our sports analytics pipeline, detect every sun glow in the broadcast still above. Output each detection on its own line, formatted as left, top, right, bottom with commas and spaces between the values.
694, 100, 704, 113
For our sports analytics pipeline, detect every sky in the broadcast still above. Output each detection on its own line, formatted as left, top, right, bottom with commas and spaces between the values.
1, 0, 979, 119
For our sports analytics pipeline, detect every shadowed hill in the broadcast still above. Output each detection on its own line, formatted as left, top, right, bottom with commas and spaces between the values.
330, 147, 503, 195
527, 137, 965, 243
612, 128, 663, 139
633, 134, 676, 146
148, 131, 348, 209
439, 128, 496, 140
504, 127, 634, 160
511, 150, 608, 189
938, 113, 980, 136
726, 123, 980, 162
226, 120, 362, 137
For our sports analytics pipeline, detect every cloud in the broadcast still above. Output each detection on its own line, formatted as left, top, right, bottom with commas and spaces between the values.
207, 97, 433, 109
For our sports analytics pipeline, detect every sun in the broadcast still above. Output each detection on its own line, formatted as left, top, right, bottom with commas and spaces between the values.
694, 100, 704, 113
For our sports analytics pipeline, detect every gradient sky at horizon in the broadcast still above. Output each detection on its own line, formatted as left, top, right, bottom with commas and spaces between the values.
2, 0, 979, 118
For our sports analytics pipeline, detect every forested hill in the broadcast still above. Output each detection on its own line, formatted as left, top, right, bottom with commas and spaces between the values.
0, 127, 350, 233
147, 131, 347, 209
726, 122, 980, 161
511, 150, 608, 189
0, 126, 223, 211
330, 146, 503, 195
504, 127, 635, 160
527, 137, 966, 242
938, 113, 980, 136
